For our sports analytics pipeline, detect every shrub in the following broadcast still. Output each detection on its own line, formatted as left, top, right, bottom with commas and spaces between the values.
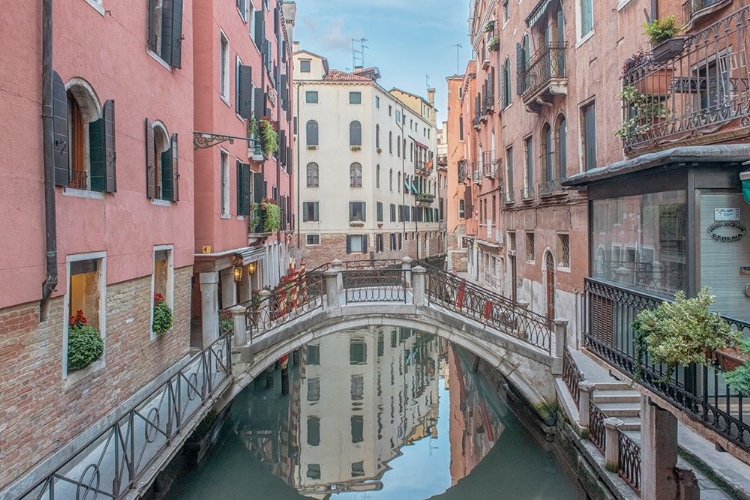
725, 339, 750, 396
68, 311, 104, 371
153, 293, 174, 335
259, 117, 279, 157
643, 15, 681, 45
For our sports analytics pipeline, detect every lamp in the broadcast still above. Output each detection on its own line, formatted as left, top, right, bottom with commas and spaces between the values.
233, 265, 243, 282
251, 143, 264, 162
247, 261, 257, 275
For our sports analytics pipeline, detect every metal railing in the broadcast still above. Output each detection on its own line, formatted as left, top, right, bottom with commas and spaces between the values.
342, 269, 408, 304
425, 266, 552, 352
504, 188, 515, 204
248, 210, 266, 235
481, 151, 494, 177
18, 335, 232, 500
539, 178, 563, 197
344, 259, 402, 270
473, 169, 482, 184
563, 346, 583, 408
593, 259, 686, 296
621, 7, 750, 151
618, 431, 642, 493
437, 154, 448, 167
589, 400, 607, 452
584, 277, 750, 452
416, 193, 435, 204
520, 42, 567, 101
684, 0, 730, 25
483, 91, 495, 113
248, 272, 325, 339
520, 185, 535, 201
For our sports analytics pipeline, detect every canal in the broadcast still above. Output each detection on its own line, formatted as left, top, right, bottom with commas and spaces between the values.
163, 327, 583, 499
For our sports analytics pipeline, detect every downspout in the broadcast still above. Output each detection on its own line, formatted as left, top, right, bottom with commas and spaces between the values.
41, 0, 58, 320
295, 82, 301, 250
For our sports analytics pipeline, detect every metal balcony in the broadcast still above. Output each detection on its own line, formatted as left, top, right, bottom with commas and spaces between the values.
481, 151, 494, 177
621, 7, 750, 152
504, 189, 515, 205
538, 178, 564, 197
437, 154, 448, 168
520, 42, 568, 113
683, 0, 732, 28
473, 170, 482, 184
483, 91, 495, 114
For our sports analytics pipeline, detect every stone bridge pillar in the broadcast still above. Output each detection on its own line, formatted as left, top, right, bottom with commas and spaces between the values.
332, 259, 343, 291
551, 319, 568, 376
412, 266, 426, 306
230, 305, 247, 347
401, 256, 413, 288
578, 381, 596, 429
641, 395, 680, 500
200, 272, 219, 347
325, 269, 340, 309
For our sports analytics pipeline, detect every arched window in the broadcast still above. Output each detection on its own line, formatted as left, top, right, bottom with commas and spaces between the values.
350, 121, 362, 146
350, 162, 362, 188
555, 114, 567, 179
307, 162, 319, 188
542, 123, 553, 183
389, 169, 393, 191
145, 118, 178, 201
397, 135, 401, 157
376, 124, 380, 149
306, 120, 319, 146
376, 164, 381, 188
389, 131, 393, 154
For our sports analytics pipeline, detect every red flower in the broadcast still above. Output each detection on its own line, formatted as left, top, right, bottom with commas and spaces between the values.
69, 310, 88, 329
154, 292, 165, 305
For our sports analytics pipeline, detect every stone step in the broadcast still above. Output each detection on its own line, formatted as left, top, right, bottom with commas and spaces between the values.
618, 417, 642, 431
592, 390, 641, 404
596, 402, 641, 418
591, 381, 632, 391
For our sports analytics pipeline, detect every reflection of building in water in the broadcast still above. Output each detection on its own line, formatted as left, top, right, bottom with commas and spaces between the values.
295, 328, 440, 497
448, 344, 505, 485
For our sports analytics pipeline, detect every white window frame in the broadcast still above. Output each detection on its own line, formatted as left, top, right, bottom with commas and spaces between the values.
237, 0, 248, 22
575, 0, 595, 46
63, 251, 107, 382
220, 31, 230, 102
306, 234, 321, 246
220, 150, 231, 218
235, 55, 243, 118
150, 245, 175, 340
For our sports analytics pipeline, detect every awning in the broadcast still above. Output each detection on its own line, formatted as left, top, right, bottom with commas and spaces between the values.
411, 137, 429, 150
562, 145, 750, 188
526, 0, 554, 27
234, 246, 266, 266
411, 180, 419, 195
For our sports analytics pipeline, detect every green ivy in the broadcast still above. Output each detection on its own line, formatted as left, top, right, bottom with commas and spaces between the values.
153, 301, 174, 335
262, 200, 281, 232
615, 86, 670, 139
68, 325, 104, 371
259, 119, 279, 157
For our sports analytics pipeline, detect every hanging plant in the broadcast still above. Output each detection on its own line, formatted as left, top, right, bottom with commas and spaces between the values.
249, 202, 262, 233
247, 117, 259, 139
488, 36, 500, 52
67, 310, 104, 371
261, 198, 281, 232
484, 20, 495, 33
259, 117, 279, 158
152, 292, 174, 335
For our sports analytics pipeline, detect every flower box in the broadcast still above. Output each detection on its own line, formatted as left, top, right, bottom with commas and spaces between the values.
651, 37, 685, 64
635, 68, 674, 96
714, 347, 750, 372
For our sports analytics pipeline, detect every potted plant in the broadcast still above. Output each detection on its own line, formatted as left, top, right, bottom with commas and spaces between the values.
68, 310, 104, 371
632, 288, 742, 382
488, 36, 500, 52
376, 148, 382, 154
724, 339, 750, 395
615, 85, 670, 138
152, 292, 174, 335
351, 145, 362, 151
644, 16, 685, 63
258, 117, 280, 158
484, 20, 495, 33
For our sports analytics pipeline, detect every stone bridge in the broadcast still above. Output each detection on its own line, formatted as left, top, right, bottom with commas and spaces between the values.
221, 258, 570, 415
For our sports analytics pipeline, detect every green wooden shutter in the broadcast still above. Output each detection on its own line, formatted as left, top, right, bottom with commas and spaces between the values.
253, 169, 265, 203
238, 65, 253, 119
103, 100, 116, 193
236, 160, 244, 215
516, 43, 525, 95
253, 87, 265, 120
499, 65, 507, 108
242, 163, 251, 215
161, 0, 183, 68
52, 71, 69, 187
254, 10, 264, 48
89, 117, 106, 192
171, 133, 179, 201
346, 236, 352, 254
145, 119, 156, 199
161, 144, 173, 201
147, 0, 158, 52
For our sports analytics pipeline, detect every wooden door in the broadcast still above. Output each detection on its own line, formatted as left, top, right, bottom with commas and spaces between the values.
546, 252, 555, 320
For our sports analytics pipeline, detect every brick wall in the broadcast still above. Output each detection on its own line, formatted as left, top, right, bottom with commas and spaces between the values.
0, 267, 192, 490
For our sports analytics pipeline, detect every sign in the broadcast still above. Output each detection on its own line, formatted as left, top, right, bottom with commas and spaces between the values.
715, 208, 741, 221
707, 221, 747, 243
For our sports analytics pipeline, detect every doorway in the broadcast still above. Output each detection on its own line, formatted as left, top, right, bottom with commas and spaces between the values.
545, 251, 555, 320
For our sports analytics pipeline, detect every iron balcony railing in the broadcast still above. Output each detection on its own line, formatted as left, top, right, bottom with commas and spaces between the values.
684, 0, 729, 22
481, 151, 494, 176
584, 277, 750, 452
520, 185, 535, 201
458, 161, 467, 184
520, 42, 567, 101
18, 335, 232, 500
473, 169, 482, 184
415, 193, 435, 204
504, 188, 515, 204
621, 7, 750, 151
538, 178, 563, 197
437, 154, 448, 167
483, 91, 495, 113
473, 116, 481, 129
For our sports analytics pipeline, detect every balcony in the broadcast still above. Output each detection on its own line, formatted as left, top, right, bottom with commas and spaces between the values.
520, 185, 535, 201
620, 7, 750, 153
473, 169, 482, 184
683, 0, 732, 29
481, 151, 494, 178
415, 193, 435, 205
504, 189, 515, 205
414, 161, 429, 176
473, 117, 481, 130
520, 42, 568, 114
483, 91, 495, 115
458, 161, 468, 184
437, 154, 448, 169
538, 178, 564, 197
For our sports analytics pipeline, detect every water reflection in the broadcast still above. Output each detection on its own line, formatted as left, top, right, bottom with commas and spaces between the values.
166, 328, 581, 499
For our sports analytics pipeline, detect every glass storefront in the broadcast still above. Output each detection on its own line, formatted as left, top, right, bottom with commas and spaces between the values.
591, 190, 687, 297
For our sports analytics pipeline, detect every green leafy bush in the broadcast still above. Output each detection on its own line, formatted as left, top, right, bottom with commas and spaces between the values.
262, 200, 281, 232
152, 293, 174, 335
68, 310, 104, 371
259, 117, 279, 157
643, 15, 681, 45
633, 288, 741, 381
615, 86, 670, 138
725, 339, 750, 396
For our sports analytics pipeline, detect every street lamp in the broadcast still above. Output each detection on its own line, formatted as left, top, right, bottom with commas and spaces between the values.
193, 132, 265, 162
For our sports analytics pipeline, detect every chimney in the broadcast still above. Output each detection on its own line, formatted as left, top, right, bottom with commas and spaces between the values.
293, 41, 300, 52
427, 88, 436, 107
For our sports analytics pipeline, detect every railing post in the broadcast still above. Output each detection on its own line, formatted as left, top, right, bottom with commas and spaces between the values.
578, 381, 596, 428
325, 269, 340, 309
412, 266, 426, 306
331, 259, 343, 291
604, 417, 624, 472
551, 319, 568, 375
401, 256, 413, 288
230, 305, 247, 347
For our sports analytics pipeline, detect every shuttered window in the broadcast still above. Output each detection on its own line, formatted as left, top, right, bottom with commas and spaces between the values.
556, 115, 567, 179
582, 101, 597, 171
306, 120, 318, 146
145, 120, 178, 202
524, 137, 533, 189
237, 64, 252, 119
236, 161, 252, 216
148, 0, 183, 68
580, 0, 594, 37
346, 235, 367, 254
349, 121, 362, 146
302, 202, 319, 222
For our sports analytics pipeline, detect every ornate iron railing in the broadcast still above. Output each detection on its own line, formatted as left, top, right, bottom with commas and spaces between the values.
589, 400, 607, 453
520, 42, 567, 101
248, 272, 325, 339
563, 346, 583, 407
620, 7, 750, 151
425, 267, 552, 352
18, 335, 232, 500
342, 269, 408, 303
618, 431, 642, 493
584, 277, 750, 452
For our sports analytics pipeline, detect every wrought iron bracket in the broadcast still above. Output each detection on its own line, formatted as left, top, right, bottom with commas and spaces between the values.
193, 131, 261, 150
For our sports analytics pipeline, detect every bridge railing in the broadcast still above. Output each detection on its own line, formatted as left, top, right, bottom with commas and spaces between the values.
342, 268, 408, 304
16, 335, 231, 500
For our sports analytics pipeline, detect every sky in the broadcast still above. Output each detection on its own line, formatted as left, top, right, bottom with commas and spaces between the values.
292, 0, 472, 126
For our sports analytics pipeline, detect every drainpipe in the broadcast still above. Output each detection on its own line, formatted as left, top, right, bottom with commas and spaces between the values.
295, 82, 301, 250
41, 0, 58, 319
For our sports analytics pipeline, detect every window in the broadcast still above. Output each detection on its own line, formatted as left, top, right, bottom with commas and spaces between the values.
306, 234, 320, 246
376, 165, 381, 189
349, 121, 362, 146
388, 132, 393, 154
556, 114, 567, 179
347, 234, 367, 254
376, 233, 384, 253
352, 461, 365, 477
390, 203, 396, 222
235, 56, 243, 111
524, 136, 533, 189
377, 202, 383, 222
236, 160, 251, 215
397, 172, 401, 193
146, 120, 179, 202
350, 340, 367, 364
349, 91, 362, 104
582, 101, 597, 170
306, 344, 320, 365
508, 231, 516, 252
558, 234, 571, 268
349, 201, 366, 221
376, 125, 380, 149
147, 0, 184, 67
503, 0, 510, 21
506, 146, 514, 196
458, 117, 464, 141
502, 58, 512, 107
220, 33, 229, 100
151, 246, 174, 337
397, 135, 401, 157
305, 120, 319, 147
220, 152, 230, 216
351, 415, 364, 443
580, 0, 594, 37
307, 417, 320, 446
542, 123, 553, 182
307, 377, 320, 402
303, 202, 319, 222
396, 110, 401, 123
350, 163, 363, 188
459, 199, 465, 219
375, 96, 380, 108
305, 91, 318, 103
389, 169, 393, 192
306, 162, 319, 188
526, 232, 536, 261
389, 105, 393, 116
306, 464, 321, 479
300, 59, 311, 73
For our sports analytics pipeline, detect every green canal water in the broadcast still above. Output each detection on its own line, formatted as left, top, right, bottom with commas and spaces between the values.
164, 328, 583, 499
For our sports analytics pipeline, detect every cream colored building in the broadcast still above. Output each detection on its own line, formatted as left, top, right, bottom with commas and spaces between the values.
293, 46, 442, 266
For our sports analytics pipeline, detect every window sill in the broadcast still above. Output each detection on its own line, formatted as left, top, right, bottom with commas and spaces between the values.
221, 213, 232, 219
237, 215, 244, 221
63, 187, 105, 200
151, 199, 173, 207
575, 30, 595, 49
220, 94, 231, 107
147, 49, 173, 72
83, 0, 105, 16
64, 358, 105, 389
616, 0, 633, 11
557, 266, 571, 273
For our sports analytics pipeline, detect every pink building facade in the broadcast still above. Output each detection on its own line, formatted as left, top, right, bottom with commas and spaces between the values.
0, 0, 195, 492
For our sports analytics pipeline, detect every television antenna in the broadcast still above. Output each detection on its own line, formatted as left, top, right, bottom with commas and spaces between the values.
352, 37, 368, 68
452, 44, 463, 74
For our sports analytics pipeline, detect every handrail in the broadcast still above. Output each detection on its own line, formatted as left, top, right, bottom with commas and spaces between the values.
17, 335, 232, 500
